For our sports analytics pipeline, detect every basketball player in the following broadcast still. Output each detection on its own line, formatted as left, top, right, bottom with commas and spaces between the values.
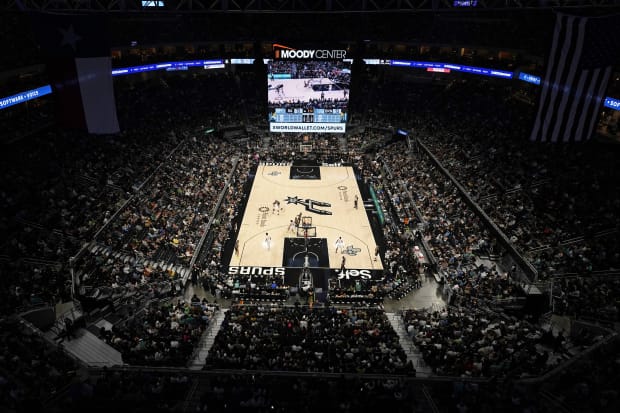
353, 194, 358, 209
296, 212, 302, 228
273, 200, 281, 215
374, 245, 380, 262
335, 236, 345, 254
264, 233, 272, 250
288, 219, 296, 234
340, 255, 346, 273
234, 239, 240, 256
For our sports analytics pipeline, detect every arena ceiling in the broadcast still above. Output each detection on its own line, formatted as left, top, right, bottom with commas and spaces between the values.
3, 0, 620, 13
3, 0, 618, 62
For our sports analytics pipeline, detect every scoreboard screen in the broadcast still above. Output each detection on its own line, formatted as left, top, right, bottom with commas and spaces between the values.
267, 59, 350, 133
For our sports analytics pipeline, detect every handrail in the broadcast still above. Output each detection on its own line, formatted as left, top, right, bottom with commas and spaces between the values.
538, 390, 572, 413
20, 257, 61, 266
421, 385, 441, 413
85, 365, 490, 383
417, 138, 538, 282
551, 270, 620, 280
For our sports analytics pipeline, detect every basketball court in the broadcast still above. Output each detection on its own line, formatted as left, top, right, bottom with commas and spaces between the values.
229, 162, 383, 274
268, 77, 348, 104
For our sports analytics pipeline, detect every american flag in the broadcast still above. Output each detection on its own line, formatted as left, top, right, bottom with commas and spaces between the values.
530, 13, 620, 143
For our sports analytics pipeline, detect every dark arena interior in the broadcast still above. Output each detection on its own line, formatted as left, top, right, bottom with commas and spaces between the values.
3, 1, 620, 412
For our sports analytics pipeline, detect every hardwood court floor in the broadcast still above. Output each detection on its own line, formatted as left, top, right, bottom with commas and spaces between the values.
230, 163, 383, 271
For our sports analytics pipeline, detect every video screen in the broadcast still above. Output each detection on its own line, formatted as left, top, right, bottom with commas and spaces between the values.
267, 60, 350, 133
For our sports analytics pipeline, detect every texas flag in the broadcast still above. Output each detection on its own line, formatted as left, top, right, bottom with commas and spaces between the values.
33, 13, 119, 134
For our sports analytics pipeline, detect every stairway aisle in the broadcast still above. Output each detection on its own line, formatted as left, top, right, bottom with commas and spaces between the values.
385, 312, 432, 377
188, 309, 228, 370
44, 328, 123, 367
339, 135, 347, 154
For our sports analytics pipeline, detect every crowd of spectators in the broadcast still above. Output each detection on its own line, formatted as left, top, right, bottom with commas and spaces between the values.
344, 70, 620, 385
268, 60, 350, 82
538, 338, 620, 413
0, 316, 79, 412
552, 276, 620, 323
402, 307, 575, 378
115, 72, 246, 131
50, 369, 192, 413
371, 143, 520, 309
0, 130, 143, 314
0, 70, 269, 399
2, 47, 619, 411
0, 9, 620, 411
268, 97, 349, 112
190, 145, 267, 302
1, 68, 252, 314
206, 305, 412, 374
72, 246, 187, 317
193, 373, 423, 413
100, 297, 217, 366
263, 133, 342, 164
96, 136, 237, 267
426, 379, 546, 413
45, 369, 428, 413
405, 79, 620, 280
335, 134, 551, 379
360, 67, 620, 286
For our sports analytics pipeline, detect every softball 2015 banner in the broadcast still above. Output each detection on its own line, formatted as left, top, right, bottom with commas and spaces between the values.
530, 13, 620, 143
33, 13, 119, 134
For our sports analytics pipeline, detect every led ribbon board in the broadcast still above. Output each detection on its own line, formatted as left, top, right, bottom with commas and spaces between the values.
4, 60, 619, 113
0, 85, 52, 110
390, 60, 513, 79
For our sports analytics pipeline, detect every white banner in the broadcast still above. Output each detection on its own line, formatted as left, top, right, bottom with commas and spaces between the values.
270, 122, 346, 133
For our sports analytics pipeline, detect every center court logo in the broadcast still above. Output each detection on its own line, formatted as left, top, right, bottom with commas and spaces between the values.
273, 43, 347, 60
285, 196, 332, 215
